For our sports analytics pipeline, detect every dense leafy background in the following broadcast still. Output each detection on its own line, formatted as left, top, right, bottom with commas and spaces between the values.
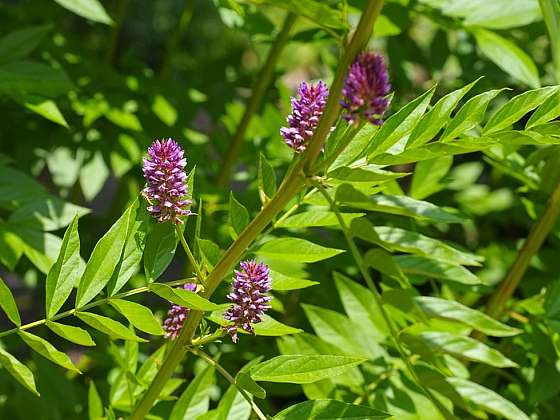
1, 0, 560, 419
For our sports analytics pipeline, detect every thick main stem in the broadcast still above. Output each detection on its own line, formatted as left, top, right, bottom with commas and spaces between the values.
216, 13, 297, 186
130, 3, 385, 418
483, 180, 560, 319
314, 182, 455, 420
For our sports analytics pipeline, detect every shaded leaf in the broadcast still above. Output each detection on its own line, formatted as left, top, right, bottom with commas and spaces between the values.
0, 277, 21, 326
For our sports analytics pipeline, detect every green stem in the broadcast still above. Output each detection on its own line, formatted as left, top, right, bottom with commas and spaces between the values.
190, 348, 267, 420
190, 328, 226, 347
313, 180, 455, 420
538, 0, 560, 83
483, 180, 560, 320
0, 278, 195, 339
130, 3, 386, 417
314, 121, 364, 174
159, 0, 195, 80
176, 225, 205, 280
216, 13, 297, 186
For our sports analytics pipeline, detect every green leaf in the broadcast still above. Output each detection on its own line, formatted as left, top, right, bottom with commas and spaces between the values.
229, 192, 249, 238
364, 248, 410, 287
402, 331, 517, 367
410, 156, 453, 200
526, 90, 560, 129
277, 211, 364, 229
236, 371, 266, 399
150, 283, 221, 311
270, 270, 319, 291
257, 238, 344, 263
368, 86, 436, 158
152, 94, 177, 127
257, 0, 347, 30
0, 25, 50, 64
472, 28, 540, 88
333, 272, 387, 340
250, 355, 367, 384
336, 185, 466, 223
407, 80, 479, 148
414, 296, 521, 337
440, 88, 506, 142
9, 196, 89, 232
208, 310, 302, 336
79, 151, 109, 201
328, 166, 407, 183
483, 86, 559, 134
24, 98, 68, 127
88, 381, 103, 420
170, 364, 215, 420
364, 225, 483, 266
0, 347, 38, 395
45, 215, 81, 318
17, 330, 80, 372
258, 153, 277, 201
109, 299, 164, 336
273, 400, 391, 420
0, 277, 21, 326
76, 312, 146, 342
76, 203, 134, 307
53, 0, 113, 25
394, 255, 483, 285
107, 201, 149, 296
144, 221, 180, 282
447, 377, 530, 420
46, 321, 95, 346
0, 61, 73, 98
303, 304, 385, 359
444, 0, 540, 29
197, 238, 223, 270
209, 384, 250, 420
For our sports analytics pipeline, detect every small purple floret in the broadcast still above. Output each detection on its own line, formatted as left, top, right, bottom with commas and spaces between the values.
224, 260, 272, 343
163, 283, 197, 340
142, 138, 191, 224
341, 51, 391, 125
280, 81, 329, 153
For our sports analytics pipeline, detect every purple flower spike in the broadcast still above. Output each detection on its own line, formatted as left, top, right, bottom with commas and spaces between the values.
280, 81, 329, 153
341, 51, 391, 125
224, 260, 272, 343
163, 283, 197, 340
142, 138, 191, 224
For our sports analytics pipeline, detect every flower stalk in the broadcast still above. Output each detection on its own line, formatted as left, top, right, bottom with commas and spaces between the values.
130, 2, 386, 418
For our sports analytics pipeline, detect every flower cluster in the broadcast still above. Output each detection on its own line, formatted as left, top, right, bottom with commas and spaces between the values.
223, 260, 272, 343
142, 138, 191, 224
280, 81, 329, 153
163, 283, 197, 340
341, 51, 391, 125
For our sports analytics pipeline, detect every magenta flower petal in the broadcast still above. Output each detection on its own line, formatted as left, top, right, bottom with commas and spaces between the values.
223, 260, 272, 343
163, 283, 197, 340
142, 138, 191, 224
341, 51, 391, 125
280, 81, 329, 153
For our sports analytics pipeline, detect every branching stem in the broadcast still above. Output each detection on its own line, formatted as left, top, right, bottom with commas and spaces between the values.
130, 3, 386, 418
313, 180, 456, 420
